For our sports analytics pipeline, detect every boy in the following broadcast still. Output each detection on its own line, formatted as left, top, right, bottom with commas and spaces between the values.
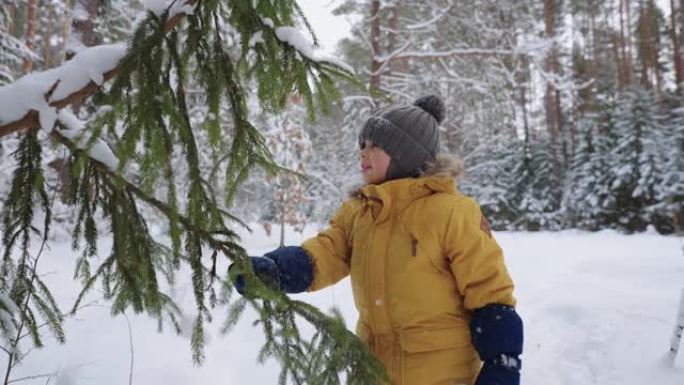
233, 95, 523, 385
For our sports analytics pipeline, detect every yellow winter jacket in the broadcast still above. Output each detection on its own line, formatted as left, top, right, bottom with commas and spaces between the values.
301, 155, 516, 385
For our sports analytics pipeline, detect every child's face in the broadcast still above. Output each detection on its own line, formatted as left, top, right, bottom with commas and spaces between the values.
360, 140, 391, 185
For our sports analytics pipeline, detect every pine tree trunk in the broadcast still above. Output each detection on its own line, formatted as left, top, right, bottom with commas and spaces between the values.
619, 0, 628, 88
6, 3, 14, 35
590, 0, 599, 65
639, 4, 652, 91
587, 0, 601, 112
544, 0, 562, 203
386, 1, 401, 74
620, 0, 627, 89
72, 0, 101, 48
672, 0, 683, 90
369, 0, 382, 91
20, 0, 39, 73
636, 1, 663, 94
60, 0, 76, 64
625, 0, 635, 85
520, 84, 530, 150
681, 0, 684, 75
619, 0, 635, 87
43, 5, 54, 69
71, 0, 100, 112
612, 32, 625, 90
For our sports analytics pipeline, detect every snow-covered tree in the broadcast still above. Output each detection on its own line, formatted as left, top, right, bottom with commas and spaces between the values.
459, 133, 521, 230
653, 92, 684, 233
302, 97, 368, 220
607, 87, 666, 232
260, 98, 314, 245
0, 3, 38, 84
0, 291, 18, 345
563, 106, 620, 231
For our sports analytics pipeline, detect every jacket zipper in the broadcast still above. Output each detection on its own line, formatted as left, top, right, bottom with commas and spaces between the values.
365, 218, 376, 334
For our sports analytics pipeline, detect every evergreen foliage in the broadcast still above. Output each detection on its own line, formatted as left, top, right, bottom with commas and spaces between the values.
564, 111, 618, 230
609, 87, 665, 232
0, 5, 37, 84
1, 0, 386, 382
657, 93, 684, 231
1, 130, 65, 369
222, 286, 387, 385
459, 134, 520, 230
562, 88, 677, 233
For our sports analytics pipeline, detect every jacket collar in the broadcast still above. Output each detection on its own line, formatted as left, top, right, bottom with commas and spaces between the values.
356, 180, 458, 225
358, 177, 456, 223
351, 154, 462, 222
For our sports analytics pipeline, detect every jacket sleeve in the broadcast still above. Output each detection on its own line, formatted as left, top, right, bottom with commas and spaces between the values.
443, 197, 516, 311
301, 199, 358, 291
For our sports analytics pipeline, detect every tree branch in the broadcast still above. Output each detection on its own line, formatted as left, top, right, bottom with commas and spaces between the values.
6, 372, 58, 384
49, 129, 243, 258
0, 1, 197, 139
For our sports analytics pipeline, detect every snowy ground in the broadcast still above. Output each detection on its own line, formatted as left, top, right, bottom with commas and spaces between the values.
3, 226, 684, 385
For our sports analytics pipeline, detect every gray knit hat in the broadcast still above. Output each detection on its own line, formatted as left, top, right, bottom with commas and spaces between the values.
358, 95, 445, 181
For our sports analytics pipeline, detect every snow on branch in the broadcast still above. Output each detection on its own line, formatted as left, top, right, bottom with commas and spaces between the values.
0, 291, 19, 339
56, 110, 119, 170
145, 0, 197, 18
404, 1, 453, 30
0, 43, 127, 132
529, 56, 594, 92
0, 0, 197, 140
387, 47, 518, 60
274, 26, 355, 74
374, 36, 555, 63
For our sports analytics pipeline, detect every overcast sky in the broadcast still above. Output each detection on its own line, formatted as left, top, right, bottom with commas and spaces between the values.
296, 0, 353, 55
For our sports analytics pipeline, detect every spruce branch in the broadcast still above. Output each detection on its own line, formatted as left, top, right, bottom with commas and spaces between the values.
0, 0, 199, 139
5, 371, 59, 385
47, 126, 241, 258
1, 135, 60, 384
1, 0, 381, 381
231, 285, 388, 385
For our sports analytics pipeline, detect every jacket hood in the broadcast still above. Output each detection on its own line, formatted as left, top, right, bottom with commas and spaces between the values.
421, 153, 463, 179
347, 155, 464, 225
350, 153, 463, 199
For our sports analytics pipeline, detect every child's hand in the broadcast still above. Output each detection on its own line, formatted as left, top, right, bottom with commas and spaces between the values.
470, 304, 523, 385
228, 256, 281, 296
475, 356, 521, 385
228, 246, 314, 296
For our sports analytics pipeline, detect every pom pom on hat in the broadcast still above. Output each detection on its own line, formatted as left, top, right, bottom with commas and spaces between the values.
413, 94, 445, 124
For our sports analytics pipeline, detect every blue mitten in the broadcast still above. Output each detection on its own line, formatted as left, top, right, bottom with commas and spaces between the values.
470, 304, 523, 385
475, 360, 521, 385
231, 256, 280, 295
230, 246, 314, 295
